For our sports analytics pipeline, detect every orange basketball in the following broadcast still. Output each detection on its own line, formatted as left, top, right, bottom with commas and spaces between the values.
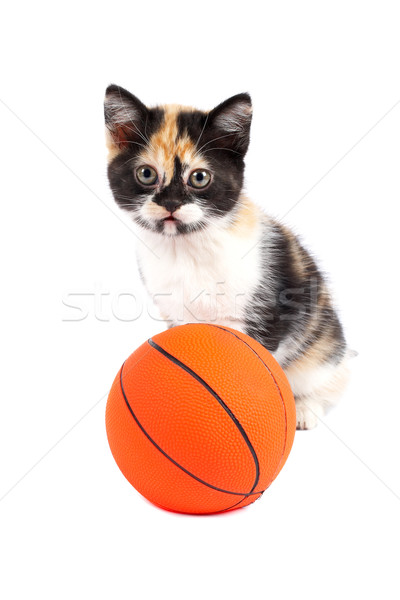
105, 323, 296, 515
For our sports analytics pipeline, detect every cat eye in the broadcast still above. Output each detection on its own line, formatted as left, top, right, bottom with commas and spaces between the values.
188, 169, 211, 189
136, 165, 158, 186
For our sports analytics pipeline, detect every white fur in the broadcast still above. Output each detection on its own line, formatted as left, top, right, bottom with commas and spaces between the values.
136, 209, 264, 328
174, 203, 204, 224
139, 198, 205, 229
285, 353, 352, 429
285, 357, 348, 399
273, 334, 305, 367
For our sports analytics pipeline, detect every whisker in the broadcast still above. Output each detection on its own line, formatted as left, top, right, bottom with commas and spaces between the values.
144, 114, 151, 145
122, 140, 147, 148
119, 152, 146, 169
120, 122, 154, 150
200, 147, 241, 156
194, 113, 209, 151
194, 132, 235, 156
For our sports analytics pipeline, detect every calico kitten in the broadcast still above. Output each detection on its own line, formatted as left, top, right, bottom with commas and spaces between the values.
104, 84, 351, 430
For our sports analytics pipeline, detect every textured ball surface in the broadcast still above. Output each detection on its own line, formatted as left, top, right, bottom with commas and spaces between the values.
106, 324, 296, 514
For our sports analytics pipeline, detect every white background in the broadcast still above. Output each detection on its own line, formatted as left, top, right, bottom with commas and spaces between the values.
1, 1, 399, 598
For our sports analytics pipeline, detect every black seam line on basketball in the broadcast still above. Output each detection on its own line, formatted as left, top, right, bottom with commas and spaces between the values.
147, 338, 260, 494
206, 324, 289, 479
120, 361, 263, 498
192, 492, 264, 516
215, 490, 265, 515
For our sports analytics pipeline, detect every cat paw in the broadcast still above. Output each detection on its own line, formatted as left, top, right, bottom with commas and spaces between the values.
295, 399, 322, 430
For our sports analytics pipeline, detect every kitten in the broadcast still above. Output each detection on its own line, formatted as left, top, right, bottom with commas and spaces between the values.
104, 84, 351, 430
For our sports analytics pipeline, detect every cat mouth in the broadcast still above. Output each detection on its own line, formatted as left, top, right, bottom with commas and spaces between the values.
162, 215, 179, 222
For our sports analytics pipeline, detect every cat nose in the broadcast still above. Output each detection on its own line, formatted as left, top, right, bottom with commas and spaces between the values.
155, 198, 182, 213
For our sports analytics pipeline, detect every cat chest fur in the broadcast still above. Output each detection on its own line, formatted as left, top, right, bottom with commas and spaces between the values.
137, 226, 263, 327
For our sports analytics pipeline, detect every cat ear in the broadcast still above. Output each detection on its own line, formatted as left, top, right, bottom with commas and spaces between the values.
207, 93, 252, 155
104, 84, 148, 153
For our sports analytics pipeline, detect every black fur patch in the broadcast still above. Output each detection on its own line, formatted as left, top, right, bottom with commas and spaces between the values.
152, 156, 190, 213
244, 223, 346, 361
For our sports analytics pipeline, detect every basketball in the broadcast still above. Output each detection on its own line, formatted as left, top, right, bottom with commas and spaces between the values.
105, 323, 296, 514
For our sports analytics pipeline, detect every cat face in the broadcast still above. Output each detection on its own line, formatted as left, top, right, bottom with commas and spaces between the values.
104, 85, 252, 236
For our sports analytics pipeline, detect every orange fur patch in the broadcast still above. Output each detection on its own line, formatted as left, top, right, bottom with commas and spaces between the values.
227, 197, 259, 237
138, 105, 201, 184
105, 129, 120, 162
